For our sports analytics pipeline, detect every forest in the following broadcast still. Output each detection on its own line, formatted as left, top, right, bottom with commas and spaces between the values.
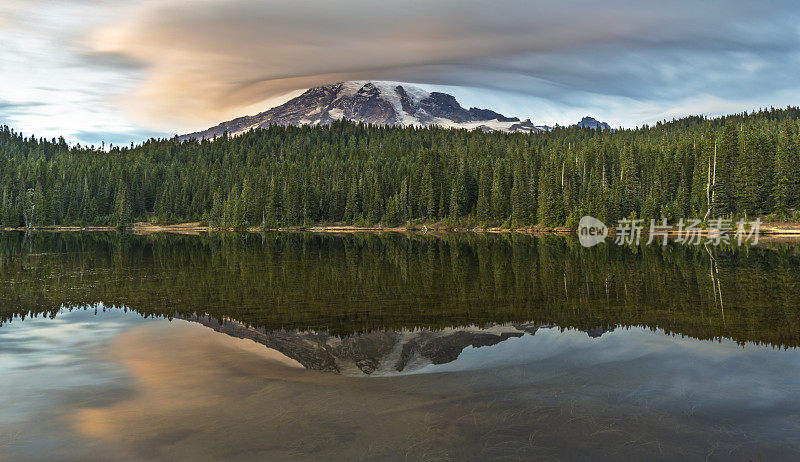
1, 106, 799, 228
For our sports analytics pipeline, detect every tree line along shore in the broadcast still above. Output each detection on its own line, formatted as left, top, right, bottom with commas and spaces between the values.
1, 107, 799, 231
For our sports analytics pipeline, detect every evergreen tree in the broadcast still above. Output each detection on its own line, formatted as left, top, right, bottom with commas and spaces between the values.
491, 160, 509, 222
714, 123, 739, 215
420, 164, 436, 219
449, 159, 468, 219
537, 162, 565, 227
344, 180, 360, 222
113, 180, 130, 226
264, 176, 279, 227
777, 120, 800, 209
619, 143, 641, 217
510, 153, 529, 226
476, 160, 492, 224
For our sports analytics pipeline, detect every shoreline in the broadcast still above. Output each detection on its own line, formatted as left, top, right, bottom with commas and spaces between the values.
2, 221, 800, 237
0, 221, 576, 236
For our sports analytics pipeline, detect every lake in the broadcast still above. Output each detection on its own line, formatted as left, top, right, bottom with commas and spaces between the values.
1, 231, 799, 460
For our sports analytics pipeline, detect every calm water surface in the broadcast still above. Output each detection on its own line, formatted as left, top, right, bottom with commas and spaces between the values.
1, 231, 800, 460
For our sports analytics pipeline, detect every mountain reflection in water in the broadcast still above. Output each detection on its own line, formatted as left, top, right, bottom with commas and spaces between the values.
185, 314, 613, 375
2, 308, 800, 461
2, 231, 800, 460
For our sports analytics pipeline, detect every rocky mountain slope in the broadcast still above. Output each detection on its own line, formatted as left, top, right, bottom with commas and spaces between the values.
181, 315, 615, 376
576, 116, 611, 130
180, 81, 542, 140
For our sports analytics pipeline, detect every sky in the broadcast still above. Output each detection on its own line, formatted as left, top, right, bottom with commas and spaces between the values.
1, 0, 799, 146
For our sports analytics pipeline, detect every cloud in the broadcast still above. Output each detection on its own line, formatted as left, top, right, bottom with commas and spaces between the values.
0, 100, 45, 111
83, 0, 800, 131
76, 50, 146, 71
0, 0, 166, 144
2, 0, 800, 141
70, 129, 172, 148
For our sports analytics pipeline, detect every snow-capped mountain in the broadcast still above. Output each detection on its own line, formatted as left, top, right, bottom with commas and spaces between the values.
181, 314, 616, 376
180, 81, 542, 140
183, 315, 544, 375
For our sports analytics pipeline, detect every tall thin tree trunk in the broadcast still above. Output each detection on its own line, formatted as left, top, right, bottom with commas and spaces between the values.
703, 142, 717, 222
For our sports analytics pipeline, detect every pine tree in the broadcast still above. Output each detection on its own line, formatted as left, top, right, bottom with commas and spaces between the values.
240, 179, 254, 226
777, 120, 800, 209
476, 160, 492, 224
714, 123, 739, 215
113, 180, 130, 226
736, 125, 761, 215
368, 173, 383, 223
283, 168, 302, 224
537, 161, 565, 227
773, 161, 790, 218
20, 186, 34, 229
264, 176, 279, 227
302, 176, 318, 225
344, 180, 360, 222
510, 154, 529, 226
400, 177, 410, 222
209, 191, 223, 227
420, 164, 436, 219
619, 143, 640, 217
32, 182, 45, 227
756, 129, 775, 212
491, 160, 509, 222
225, 184, 242, 228
449, 160, 468, 219
385, 194, 401, 225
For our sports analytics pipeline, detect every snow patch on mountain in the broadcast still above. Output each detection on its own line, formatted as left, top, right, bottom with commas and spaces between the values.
327, 108, 344, 120
179, 81, 545, 141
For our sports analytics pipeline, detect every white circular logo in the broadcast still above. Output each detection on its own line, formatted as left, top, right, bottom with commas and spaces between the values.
578, 216, 608, 247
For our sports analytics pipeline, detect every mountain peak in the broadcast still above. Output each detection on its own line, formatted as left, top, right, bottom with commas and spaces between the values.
180, 81, 542, 140
576, 116, 611, 130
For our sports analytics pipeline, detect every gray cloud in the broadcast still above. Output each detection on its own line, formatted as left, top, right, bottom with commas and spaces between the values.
76, 51, 146, 72
0, 100, 45, 110
90, 0, 800, 130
